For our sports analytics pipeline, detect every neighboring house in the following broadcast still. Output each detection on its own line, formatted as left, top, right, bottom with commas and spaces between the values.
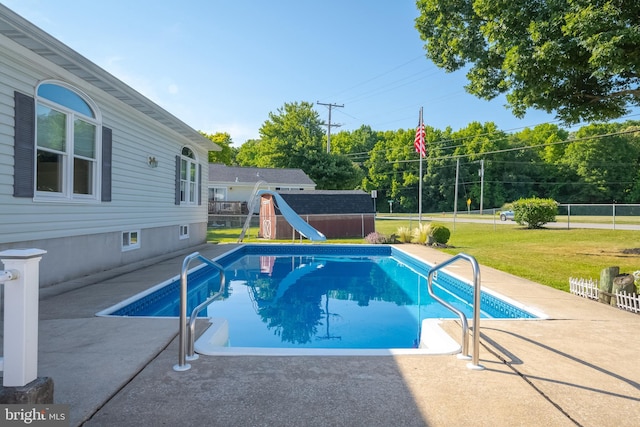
208, 164, 315, 214
259, 190, 376, 239
0, 5, 220, 287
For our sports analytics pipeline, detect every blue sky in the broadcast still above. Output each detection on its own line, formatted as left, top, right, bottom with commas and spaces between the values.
3, 0, 596, 146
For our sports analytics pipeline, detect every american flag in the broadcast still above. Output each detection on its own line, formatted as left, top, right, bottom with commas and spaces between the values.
414, 121, 426, 158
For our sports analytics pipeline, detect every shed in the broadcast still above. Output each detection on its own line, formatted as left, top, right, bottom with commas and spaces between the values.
259, 190, 375, 240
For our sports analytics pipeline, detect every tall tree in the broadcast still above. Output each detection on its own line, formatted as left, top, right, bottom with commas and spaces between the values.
363, 128, 437, 213
445, 122, 517, 210
510, 124, 570, 202
235, 139, 262, 167
257, 101, 360, 189
415, 0, 640, 123
363, 130, 403, 212
202, 132, 234, 165
421, 126, 456, 212
330, 125, 380, 156
561, 122, 640, 202
304, 151, 363, 190
258, 101, 325, 169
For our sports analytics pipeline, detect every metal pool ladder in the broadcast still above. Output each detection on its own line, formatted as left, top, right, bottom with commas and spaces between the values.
173, 252, 226, 372
427, 253, 484, 370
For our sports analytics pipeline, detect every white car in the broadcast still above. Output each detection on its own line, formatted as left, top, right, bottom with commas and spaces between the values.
499, 210, 515, 221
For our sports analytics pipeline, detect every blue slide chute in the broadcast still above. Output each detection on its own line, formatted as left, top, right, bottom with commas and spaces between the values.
258, 190, 327, 241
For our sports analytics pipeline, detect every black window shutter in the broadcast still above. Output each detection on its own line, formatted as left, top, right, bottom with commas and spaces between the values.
198, 163, 202, 205
175, 155, 181, 205
13, 91, 35, 198
101, 127, 112, 202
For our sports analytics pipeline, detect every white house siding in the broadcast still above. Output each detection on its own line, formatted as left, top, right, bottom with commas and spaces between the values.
219, 185, 271, 204
0, 24, 214, 286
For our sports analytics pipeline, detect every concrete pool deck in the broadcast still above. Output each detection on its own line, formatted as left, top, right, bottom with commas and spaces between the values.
21, 243, 640, 426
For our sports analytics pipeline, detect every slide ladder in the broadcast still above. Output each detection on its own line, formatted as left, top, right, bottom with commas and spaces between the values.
237, 180, 266, 243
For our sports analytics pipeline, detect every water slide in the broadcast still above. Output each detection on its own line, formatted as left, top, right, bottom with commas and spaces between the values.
258, 190, 327, 241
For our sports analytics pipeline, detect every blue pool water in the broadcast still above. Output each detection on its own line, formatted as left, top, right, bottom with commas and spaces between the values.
101, 245, 538, 350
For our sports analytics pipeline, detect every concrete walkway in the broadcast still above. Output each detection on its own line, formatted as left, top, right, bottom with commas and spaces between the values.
28, 244, 640, 426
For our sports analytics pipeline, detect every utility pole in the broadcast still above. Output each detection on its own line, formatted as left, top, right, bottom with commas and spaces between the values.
317, 101, 343, 153
479, 159, 484, 215
453, 157, 460, 231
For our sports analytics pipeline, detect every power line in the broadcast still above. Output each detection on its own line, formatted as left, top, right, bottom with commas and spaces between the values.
326, 54, 426, 100
391, 127, 640, 164
344, 114, 640, 164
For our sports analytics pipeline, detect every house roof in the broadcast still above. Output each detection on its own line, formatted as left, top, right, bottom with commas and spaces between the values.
276, 190, 375, 215
0, 5, 218, 151
209, 164, 315, 186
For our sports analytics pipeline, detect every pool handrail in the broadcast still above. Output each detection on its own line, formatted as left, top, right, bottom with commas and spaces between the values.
427, 253, 484, 370
173, 252, 226, 372
186, 272, 226, 361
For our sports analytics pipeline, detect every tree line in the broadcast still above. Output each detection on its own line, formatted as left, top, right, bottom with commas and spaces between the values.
204, 101, 640, 213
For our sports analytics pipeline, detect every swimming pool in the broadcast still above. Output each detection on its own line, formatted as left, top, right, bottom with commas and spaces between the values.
98, 244, 543, 354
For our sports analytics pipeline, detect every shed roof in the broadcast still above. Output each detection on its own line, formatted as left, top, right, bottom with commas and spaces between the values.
209, 164, 315, 186
276, 190, 375, 215
0, 4, 217, 151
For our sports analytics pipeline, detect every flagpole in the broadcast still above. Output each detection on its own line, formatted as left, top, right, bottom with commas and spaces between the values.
418, 107, 423, 224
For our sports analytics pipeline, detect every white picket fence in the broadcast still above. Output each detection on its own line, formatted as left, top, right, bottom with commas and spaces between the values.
569, 277, 640, 314
616, 290, 640, 313
569, 277, 599, 300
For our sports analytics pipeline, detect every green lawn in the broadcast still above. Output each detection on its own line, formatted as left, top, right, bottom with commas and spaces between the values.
438, 224, 639, 291
208, 219, 640, 292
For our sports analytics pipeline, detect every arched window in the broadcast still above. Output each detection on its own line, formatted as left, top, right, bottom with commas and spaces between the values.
179, 146, 198, 204
35, 82, 101, 200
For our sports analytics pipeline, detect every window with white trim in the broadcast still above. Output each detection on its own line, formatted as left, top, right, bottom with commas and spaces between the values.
180, 147, 198, 204
35, 82, 101, 200
122, 231, 140, 251
179, 224, 189, 239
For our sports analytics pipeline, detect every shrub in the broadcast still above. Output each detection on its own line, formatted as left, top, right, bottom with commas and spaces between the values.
365, 231, 389, 244
396, 226, 412, 243
512, 197, 558, 229
411, 223, 430, 244
429, 224, 451, 245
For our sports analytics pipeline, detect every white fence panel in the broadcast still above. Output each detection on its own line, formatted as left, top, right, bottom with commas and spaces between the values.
570, 277, 640, 315
569, 277, 599, 300
615, 290, 640, 314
